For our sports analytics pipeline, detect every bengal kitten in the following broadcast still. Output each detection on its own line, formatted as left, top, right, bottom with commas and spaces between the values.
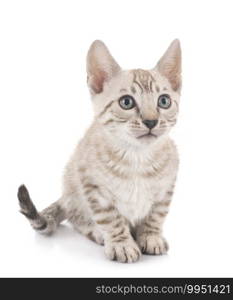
18, 39, 181, 263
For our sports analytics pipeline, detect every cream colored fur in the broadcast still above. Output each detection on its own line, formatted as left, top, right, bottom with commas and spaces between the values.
18, 39, 182, 263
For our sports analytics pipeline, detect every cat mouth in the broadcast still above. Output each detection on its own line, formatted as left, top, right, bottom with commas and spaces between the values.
137, 132, 157, 139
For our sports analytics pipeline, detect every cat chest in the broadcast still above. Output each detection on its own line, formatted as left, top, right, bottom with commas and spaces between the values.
113, 176, 165, 226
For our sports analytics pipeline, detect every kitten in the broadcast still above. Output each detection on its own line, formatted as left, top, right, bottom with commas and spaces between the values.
18, 39, 181, 263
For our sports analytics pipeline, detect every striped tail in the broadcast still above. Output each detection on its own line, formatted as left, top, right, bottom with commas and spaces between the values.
17, 185, 66, 235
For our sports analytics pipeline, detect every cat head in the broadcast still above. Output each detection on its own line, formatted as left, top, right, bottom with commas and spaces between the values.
86, 40, 181, 147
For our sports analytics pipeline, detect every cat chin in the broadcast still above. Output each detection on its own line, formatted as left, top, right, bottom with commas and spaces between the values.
135, 132, 169, 146
137, 135, 159, 145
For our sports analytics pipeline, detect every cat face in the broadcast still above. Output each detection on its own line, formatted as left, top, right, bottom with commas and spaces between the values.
86, 40, 181, 146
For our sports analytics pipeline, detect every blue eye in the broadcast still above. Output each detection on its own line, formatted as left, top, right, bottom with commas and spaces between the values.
119, 95, 136, 110
158, 94, 171, 109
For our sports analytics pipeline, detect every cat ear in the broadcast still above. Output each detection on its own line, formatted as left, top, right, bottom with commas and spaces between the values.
86, 40, 121, 94
155, 39, 182, 91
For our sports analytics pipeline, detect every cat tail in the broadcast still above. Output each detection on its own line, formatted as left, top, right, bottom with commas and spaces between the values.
17, 184, 67, 235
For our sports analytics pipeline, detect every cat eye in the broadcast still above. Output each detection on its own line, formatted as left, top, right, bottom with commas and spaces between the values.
158, 94, 171, 109
119, 95, 136, 110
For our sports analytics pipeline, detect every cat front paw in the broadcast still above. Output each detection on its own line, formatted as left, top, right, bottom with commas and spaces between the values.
105, 238, 141, 263
137, 233, 169, 255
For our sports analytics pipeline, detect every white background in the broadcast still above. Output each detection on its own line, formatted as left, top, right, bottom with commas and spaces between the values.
0, 0, 233, 277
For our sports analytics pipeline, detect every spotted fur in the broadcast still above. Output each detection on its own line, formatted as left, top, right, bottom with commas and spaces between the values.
18, 39, 182, 263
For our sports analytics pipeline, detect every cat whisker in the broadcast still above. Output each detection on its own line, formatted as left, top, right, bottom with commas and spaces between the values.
159, 125, 174, 128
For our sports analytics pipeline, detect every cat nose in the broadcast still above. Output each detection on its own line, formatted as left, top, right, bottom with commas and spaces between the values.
142, 119, 158, 129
